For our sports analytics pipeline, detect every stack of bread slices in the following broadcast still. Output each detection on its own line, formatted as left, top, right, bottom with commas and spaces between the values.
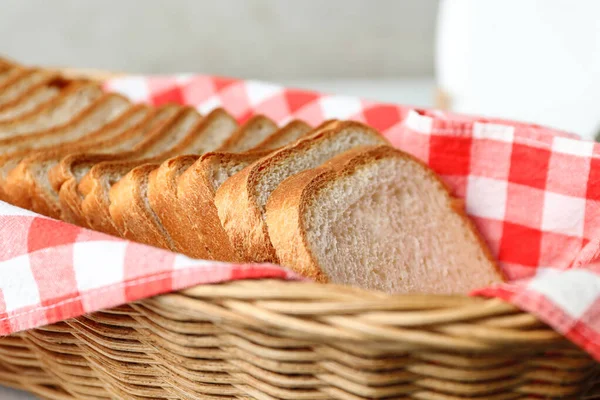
0, 58, 504, 294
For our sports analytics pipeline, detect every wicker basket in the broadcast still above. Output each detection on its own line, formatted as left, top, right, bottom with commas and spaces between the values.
0, 68, 598, 399
0, 280, 599, 399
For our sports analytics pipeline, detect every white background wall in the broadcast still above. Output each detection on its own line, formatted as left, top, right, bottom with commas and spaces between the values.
0, 0, 438, 79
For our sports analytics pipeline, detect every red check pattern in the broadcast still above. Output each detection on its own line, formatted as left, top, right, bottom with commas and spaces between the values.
0, 74, 598, 362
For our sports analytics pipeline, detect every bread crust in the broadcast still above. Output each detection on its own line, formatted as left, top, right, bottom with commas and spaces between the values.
52, 106, 178, 225
27, 104, 148, 218
0, 82, 102, 137
0, 93, 132, 214
171, 150, 271, 260
157, 119, 315, 260
252, 119, 311, 150
79, 162, 135, 235
0, 73, 61, 113
147, 155, 202, 252
216, 115, 277, 152
77, 107, 206, 234
109, 162, 172, 246
266, 145, 506, 284
214, 120, 386, 263
106, 108, 237, 245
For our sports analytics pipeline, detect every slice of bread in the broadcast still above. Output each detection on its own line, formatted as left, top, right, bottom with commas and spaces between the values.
108, 109, 239, 247
146, 117, 297, 257
79, 108, 237, 236
160, 119, 316, 259
168, 150, 272, 259
0, 82, 103, 139
0, 69, 56, 107
266, 145, 505, 294
214, 121, 388, 262
0, 82, 62, 121
51, 105, 179, 225
0, 93, 131, 208
217, 115, 277, 152
78, 107, 205, 234
252, 119, 311, 150
0, 68, 28, 91
12, 104, 152, 218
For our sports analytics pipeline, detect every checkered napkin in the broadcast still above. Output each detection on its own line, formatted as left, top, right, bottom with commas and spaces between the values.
0, 75, 599, 362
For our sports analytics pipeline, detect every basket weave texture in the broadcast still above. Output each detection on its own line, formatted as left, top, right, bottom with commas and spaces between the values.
0, 67, 598, 399
0, 280, 599, 399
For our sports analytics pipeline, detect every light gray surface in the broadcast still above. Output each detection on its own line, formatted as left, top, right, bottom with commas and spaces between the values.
0, 0, 438, 79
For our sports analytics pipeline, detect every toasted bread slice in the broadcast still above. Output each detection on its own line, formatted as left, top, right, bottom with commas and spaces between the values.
266, 145, 505, 293
217, 115, 277, 152
154, 119, 315, 259
79, 108, 236, 235
9, 104, 157, 218
214, 121, 389, 262
0, 69, 56, 107
51, 105, 179, 225
0, 82, 102, 139
108, 109, 239, 247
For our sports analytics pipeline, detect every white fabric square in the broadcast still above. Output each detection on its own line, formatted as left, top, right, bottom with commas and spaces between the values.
173, 254, 213, 270
473, 122, 515, 143
105, 76, 150, 103
319, 95, 363, 119
0, 254, 40, 312
73, 241, 127, 291
528, 268, 600, 318
541, 191, 586, 236
245, 81, 283, 106
0, 201, 45, 218
466, 176, 507, 220
552, 136, 595, 157
404, 110, 432, 134
196, 95, 222, 115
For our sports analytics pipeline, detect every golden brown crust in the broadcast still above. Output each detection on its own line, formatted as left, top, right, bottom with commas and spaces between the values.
214, 120, 385, 263
265, 166, 333, 282
216, 115, 276, 152
266, 145, 506, 283
51, 106, 178, 225
147, 155, 202, 253
79, 162, 136, 235
0, 68, 30, 92
93, 108, 237, 245
173, 151, 271, 260
0, 81, 101, 131
3, 99, 139, 217
76, 107, 203, 234
109, 163, 172, 247
252, 119, 311, 150
0, 93, 132, 213
0, 70, 60, 109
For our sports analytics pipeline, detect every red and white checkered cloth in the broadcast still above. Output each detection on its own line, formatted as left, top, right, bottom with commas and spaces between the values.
0, 75, 599, 362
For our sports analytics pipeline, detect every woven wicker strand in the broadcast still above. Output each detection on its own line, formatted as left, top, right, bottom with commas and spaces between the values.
0, 67, 597, 399
0, 280, 598, 399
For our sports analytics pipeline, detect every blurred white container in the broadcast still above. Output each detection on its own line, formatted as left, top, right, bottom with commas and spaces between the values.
436, 0, 600, 139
